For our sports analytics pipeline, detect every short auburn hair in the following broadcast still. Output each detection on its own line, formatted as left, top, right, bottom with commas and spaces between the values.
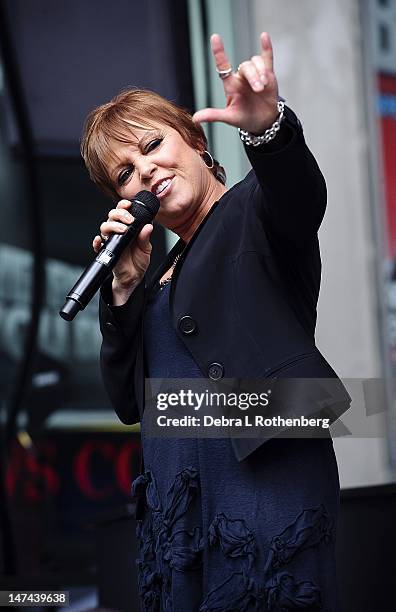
80, 88, 226, 200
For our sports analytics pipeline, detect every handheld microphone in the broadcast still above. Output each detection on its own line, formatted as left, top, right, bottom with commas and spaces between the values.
59, 190, 160, 321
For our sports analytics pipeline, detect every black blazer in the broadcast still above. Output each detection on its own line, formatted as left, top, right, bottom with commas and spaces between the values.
99, 106, 351, 462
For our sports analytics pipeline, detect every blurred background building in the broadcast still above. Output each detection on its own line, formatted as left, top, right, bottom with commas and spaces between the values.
0, 0, 395, 610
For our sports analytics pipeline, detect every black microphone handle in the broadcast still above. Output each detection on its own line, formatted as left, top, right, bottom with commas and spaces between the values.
59, 203, 154, 321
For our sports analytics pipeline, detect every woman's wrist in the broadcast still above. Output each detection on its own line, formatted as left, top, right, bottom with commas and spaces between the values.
238, 100, 285, 145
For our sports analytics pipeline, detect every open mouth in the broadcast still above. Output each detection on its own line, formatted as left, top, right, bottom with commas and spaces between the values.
153, 177, 174, 199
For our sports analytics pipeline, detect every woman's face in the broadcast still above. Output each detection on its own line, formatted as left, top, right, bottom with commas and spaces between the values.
108, 123, 211, 230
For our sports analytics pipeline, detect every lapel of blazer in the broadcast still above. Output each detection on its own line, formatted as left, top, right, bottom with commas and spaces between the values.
145, 198, 222, 302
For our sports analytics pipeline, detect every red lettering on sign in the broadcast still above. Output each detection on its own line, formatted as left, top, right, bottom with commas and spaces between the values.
6, 442, 59, 503
116, 440, 141, 496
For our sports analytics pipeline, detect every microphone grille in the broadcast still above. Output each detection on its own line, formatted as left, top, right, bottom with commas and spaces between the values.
133, 190, 160, 216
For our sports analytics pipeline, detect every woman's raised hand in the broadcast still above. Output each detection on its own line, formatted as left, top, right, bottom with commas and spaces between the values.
93, 199, 153, 300
193, 32, 279, 135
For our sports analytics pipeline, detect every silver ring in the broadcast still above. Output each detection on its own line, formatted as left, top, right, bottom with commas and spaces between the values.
216, 66, 233, 80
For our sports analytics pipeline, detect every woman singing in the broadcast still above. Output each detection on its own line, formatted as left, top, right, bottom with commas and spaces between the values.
82, 33, 350, 611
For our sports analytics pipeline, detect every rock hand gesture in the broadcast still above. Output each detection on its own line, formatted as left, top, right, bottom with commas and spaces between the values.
193, 32, 281, 136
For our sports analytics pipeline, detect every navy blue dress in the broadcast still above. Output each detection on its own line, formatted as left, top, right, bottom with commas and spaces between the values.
131, 281, 341, 612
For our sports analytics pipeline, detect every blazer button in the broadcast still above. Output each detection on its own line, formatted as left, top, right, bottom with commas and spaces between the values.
208, 362, 224, 380
178, 316, 197, 335
105, 321, 117, 332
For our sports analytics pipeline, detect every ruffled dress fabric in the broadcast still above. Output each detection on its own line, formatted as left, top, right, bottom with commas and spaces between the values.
132, 282, 341, 612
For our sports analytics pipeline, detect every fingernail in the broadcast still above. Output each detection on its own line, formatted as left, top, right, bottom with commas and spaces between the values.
123, 211, 132, 221
253, 81, 264, 91
260, 73, 267, 84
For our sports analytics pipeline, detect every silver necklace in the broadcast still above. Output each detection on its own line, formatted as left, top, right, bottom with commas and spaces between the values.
159, 252, 184, 287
